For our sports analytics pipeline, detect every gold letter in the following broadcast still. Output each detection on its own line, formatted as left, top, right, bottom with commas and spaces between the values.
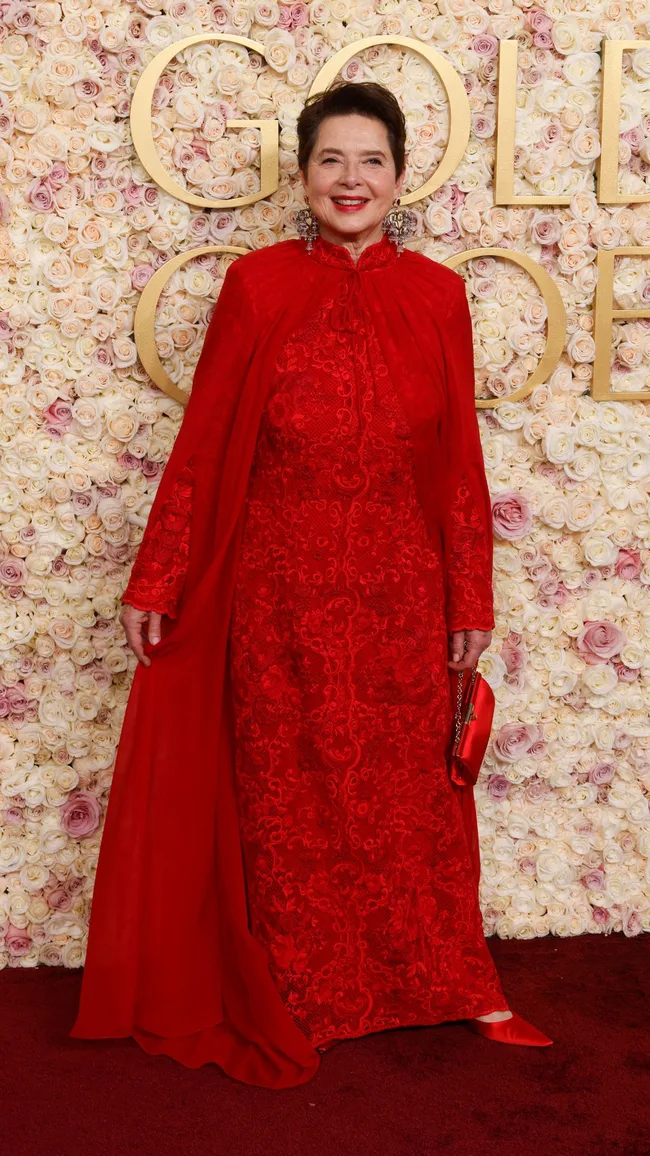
495, 40, 571, 206
593, 247, 650, 400
134, 245, 248, 402
309, 36, 470, 204
443, 248, 566, 407
130, 35, 279, 209
598, 40, 650, 204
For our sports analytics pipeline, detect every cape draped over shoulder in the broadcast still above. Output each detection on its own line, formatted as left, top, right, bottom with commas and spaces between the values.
70, 237, 494, 1088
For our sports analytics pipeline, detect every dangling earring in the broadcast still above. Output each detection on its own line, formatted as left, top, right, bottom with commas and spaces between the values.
382, 197, 417, 255
294, 202, 320, 252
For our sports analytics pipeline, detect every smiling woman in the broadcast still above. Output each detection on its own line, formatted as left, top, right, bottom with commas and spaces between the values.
71, 80, 552, 1088
296, 82, 407, 262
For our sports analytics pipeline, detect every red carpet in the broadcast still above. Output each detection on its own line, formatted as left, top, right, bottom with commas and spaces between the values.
3, 933, 648, 1156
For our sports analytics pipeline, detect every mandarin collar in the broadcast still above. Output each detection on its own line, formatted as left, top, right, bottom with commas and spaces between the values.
306, 231, 398, 271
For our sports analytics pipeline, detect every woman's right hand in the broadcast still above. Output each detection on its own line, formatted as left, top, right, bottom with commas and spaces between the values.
120, 604, 163, 667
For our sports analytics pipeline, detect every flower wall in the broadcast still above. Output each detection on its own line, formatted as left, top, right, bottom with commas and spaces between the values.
1, 0, 650, 968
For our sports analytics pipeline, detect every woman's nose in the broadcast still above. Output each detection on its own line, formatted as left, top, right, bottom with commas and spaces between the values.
339, 164, 362, 185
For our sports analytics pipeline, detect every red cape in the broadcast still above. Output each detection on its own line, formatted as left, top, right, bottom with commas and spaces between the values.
70, 237, 491, 1087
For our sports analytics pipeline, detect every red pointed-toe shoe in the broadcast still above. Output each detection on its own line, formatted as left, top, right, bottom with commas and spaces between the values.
466, 1011, 553, 1047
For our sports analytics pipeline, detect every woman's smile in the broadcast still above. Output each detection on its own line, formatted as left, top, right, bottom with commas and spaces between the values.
300, 113, 404, 260
330, 195, 371, 212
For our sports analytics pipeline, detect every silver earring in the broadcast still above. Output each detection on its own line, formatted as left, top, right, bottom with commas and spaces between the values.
294, 203, 320, 251
382, 198, 417, 255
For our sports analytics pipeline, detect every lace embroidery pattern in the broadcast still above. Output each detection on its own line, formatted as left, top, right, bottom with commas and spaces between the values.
228, 281, 507, 1049
446, 476, 495, 633
123, 461, 194, 619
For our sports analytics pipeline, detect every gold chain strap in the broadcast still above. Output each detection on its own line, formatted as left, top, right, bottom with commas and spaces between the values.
453, 670, 465, 750
452, 666, 479, 752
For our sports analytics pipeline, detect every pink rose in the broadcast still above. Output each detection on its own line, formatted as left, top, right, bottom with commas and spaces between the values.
0, 557, 26, 586
615, 549, 641, 580
13, 6, 36, 29
488, 774, 510, 799
5, 922, 32, 957
528, 9, 553, 31
526, 779, 548, 801
27, 177, 54, 211
106, 543, 130, 563
290, 2, 309, 26
211, 4, 229, 27
614, 663, 639, 683
342, 58, 363, 82
531, 215, 562, 246
543, 123, 563, 147
49, 162, 68, 188
493, 722, 541, 762
72, 491, 97, 516
189, 213, 210, 241
582, 569, 602, 588
591, 907, 611, 926
1, 806, 23, 825
43, 399, 72, 432
123, 182, 144, 206
51, 556, 68, 577
75, 78, 102, 99
622, 127, 644, 149
141, 458, 162, 479
131, 264, 154, 290
588, 761, 616, 785
61, 791, 102, 838
623, 909, 642, 937
577, 620, 626, 662
6, 686, 29, 714
473, 35, 498, 56
581, 868, 606, 890
45, 884, 74, 911
117, 451, 141, 471
210, 211, 236, 238
500, 643, 525, 674
142, 185, 159, 207
492, 491, 533, 540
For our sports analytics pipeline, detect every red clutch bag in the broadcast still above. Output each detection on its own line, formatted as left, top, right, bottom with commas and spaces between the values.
448, 665, 495, 788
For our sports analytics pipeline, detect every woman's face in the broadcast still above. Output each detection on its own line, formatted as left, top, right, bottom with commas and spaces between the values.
300, 113, 405, 247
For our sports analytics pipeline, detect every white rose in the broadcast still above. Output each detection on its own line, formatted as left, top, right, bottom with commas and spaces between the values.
582, 534, 618, 567
543, 428, 575, 464
264, 28, 297, 73
548, 668, 578, 697
582, 665, 619, 696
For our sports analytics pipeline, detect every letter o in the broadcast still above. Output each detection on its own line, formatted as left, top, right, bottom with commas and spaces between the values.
309, 36, 470, 203
130, 35, 279, 209
134, 245, 248, 403
443, 248, 567, 407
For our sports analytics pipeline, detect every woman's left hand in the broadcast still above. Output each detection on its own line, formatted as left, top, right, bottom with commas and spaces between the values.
448, 629, 492, 672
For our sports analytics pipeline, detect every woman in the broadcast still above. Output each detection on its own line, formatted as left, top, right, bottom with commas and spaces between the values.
70, 82, 552, 1087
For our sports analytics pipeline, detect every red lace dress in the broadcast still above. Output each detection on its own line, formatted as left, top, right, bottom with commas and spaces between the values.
125, 235, 509, 1051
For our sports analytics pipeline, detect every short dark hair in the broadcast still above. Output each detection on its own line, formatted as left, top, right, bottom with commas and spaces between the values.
297, 81, 406, 176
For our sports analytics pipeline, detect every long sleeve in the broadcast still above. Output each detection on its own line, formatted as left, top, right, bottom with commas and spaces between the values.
439, 278, 495, 633
123, 459, 194, 619
121, 256, 259, 620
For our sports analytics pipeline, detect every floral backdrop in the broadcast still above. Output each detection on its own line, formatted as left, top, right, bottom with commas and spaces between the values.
1, 0, 650, 970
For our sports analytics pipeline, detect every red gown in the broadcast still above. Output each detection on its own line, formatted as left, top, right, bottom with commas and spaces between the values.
70, 233, 509, 1086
